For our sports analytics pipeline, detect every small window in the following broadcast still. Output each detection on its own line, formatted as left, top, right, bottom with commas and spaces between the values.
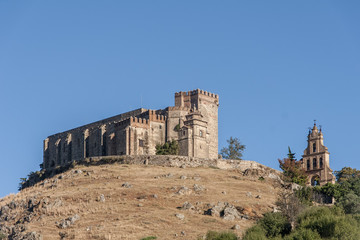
199, 130, 203, 137
313, 158, 317, 169
139, 139, 144, 147
313, 143, 316, 153
320, 158, 323, 168
159, 125, 162, 129
183, 131, 186, 136
307, 159, 310, 170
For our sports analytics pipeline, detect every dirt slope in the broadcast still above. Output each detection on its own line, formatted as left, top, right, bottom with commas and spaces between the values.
0, 163, 282, 240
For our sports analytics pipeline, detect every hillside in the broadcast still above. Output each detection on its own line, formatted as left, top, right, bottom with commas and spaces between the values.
0, 158, 283, 240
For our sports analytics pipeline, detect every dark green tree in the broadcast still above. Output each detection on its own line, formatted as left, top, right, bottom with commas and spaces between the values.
220, 137, 245, 160
155, 140, 179, 155
287, 147, 296, 161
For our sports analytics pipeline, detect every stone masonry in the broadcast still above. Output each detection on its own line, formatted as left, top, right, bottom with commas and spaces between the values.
301, 123, 335, 186
43, 89, 219, 169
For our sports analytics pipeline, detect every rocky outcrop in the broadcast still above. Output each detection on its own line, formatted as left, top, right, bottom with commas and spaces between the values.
20, 155, 281, 190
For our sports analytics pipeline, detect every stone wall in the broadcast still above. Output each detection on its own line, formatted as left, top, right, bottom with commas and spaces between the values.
43, 89, 220, 170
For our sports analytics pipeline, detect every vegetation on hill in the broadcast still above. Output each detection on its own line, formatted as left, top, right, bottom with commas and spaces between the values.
243, 166, 360, 239
244, 205, 360, 239
200, 231, 238, 240
220, 137, 246, 160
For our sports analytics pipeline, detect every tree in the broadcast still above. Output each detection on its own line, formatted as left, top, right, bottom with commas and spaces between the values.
220, 137, 245, 160
276, 190, 305, 229
278, 147, 308, 185
287, 146, 296, 161
155, 140, 179, 155
335, 167, 360, 184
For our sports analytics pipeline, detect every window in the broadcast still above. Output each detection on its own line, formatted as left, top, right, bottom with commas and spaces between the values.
307, 159, 310, 170
311, 176, 320, 186
313, 158, 317, 169
320, 158, 323, 168
199, 130, 203, 137
68, 142, 72, 162
85, 138, 89, 158
57, 141, 62, 165
313, 143, 316, 153
183, 131, 186, 136
102, 134, 107, 156
139, 139, 144, 147
159, 125, 162, 129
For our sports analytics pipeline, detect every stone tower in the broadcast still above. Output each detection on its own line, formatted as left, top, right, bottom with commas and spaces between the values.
174, 89, 219, 159
302, 123, 335, 186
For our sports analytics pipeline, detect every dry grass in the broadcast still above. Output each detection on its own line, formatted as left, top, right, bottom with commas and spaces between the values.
0, 164, 281, 239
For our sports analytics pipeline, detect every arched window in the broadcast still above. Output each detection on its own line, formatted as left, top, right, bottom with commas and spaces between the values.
319, 158, 323, 168
311, 176, 320, 186
85, 138, 90, 158
307, 159, 310, 170
313, 143, 316, 153
102, 134, 107, 156
57, 140, 62, 165
313, 158, 317, 169
67, 141, 72, 162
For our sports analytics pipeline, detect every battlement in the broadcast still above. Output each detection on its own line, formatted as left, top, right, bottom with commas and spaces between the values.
175, 89, 219, 99
130, 116, 150, 128
148, 110, 166, 123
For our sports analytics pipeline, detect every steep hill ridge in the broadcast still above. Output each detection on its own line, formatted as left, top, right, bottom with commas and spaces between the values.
0, 158, 282, 240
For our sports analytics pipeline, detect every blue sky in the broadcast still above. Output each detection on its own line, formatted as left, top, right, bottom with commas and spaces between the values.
1, 1, 360, 198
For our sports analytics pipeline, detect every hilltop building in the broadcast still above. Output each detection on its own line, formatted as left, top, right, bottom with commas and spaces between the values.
301, 123, 336, 186
43, 89, 219, 169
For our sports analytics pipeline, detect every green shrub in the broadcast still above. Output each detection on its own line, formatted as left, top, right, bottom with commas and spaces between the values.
243, 225, 267, 240
203, 231, 238, 240
294, 186, 313, 205
297, 207, 339, 238
258, 212, 291, 238
258, 176, 265, 181
155, 140, 179, 155
140, 236, 157, 240
0, 231, 6, 240
296, 206, 360, 239
339, 192, 360, 214
284, 228, 321, 240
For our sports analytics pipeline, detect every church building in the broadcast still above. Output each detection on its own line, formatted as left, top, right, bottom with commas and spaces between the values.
301, 123, 336, 186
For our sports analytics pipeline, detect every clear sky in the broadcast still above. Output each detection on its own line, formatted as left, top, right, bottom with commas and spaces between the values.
1, 1, 359, 198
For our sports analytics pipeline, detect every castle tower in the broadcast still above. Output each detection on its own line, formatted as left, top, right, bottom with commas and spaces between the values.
175, 89, 219, 159
302, 123, 335, 186
178, 110, 209, 158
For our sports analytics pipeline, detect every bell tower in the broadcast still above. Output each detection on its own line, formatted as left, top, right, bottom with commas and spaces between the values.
302, 122, 335, 186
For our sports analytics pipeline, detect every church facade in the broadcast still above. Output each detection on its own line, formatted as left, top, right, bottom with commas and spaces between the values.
43, 89, 219, 169
301, 123, 336, 186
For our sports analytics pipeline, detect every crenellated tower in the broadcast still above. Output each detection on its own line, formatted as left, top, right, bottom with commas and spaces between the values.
175, 89, 219, 159
302, 123, 335, 186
